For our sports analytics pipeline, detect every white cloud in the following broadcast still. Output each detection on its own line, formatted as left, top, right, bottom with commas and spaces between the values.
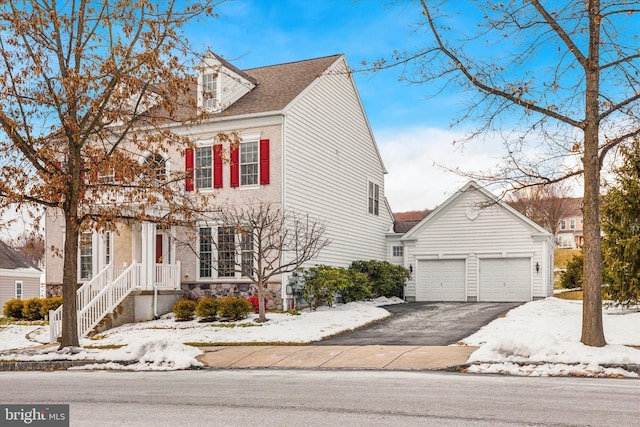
376, 126, 505, 212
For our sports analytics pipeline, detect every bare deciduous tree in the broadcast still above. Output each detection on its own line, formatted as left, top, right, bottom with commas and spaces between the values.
200, 202, 330, 322
507, 182, 576, 236
0, 0, 222, 348
368, 0, 640, 346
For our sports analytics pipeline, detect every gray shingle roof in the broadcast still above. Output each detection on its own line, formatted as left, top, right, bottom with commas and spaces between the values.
148, 54, 342, 124
0, 240, 40, 270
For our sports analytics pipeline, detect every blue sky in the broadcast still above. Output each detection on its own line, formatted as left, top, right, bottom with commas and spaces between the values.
188, 0, 488, 211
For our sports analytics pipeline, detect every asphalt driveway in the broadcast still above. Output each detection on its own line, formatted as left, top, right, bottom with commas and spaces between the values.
315, 302, 522, 346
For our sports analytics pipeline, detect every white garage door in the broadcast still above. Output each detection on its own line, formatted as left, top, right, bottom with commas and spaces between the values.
479, 258, 531, 302
416, 259, 466, 302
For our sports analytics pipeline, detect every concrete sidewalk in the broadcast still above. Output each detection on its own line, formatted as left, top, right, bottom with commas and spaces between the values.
196, 345, 478, 370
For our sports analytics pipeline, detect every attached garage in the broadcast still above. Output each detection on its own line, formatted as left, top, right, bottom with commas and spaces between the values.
478, 258, 531, 302
416, 259, 466, 301
390, 181, 556, 303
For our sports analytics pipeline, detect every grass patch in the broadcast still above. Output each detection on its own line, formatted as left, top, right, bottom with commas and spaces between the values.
0, 318, 48, 326
554, 249, 581, 269
555, 290, 583, 300
207, 323, 261, 328
83, 344, 126, 350
184, 341, 310, 347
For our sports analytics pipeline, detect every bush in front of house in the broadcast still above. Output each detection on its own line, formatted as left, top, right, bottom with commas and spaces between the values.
172, 299, 197, 321
349, 260, 410, 298
559, 253, 584, 289
22, 297, 44, 321
340, 270, 372, 303
39, 296, 63, 319
216, 296, 254, 321
247, 295, 268, 313
195, 296, 219, 321
3, 298, 24, 319
299, 265, 352, 310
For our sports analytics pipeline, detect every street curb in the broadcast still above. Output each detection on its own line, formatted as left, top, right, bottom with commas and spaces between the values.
0, 360, 136, 371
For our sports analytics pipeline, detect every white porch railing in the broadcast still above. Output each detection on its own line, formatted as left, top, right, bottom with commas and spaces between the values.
49, 264, 118, 344
154, 261, 181, 289
49, 262, 180, 343
77, 263, 141, 338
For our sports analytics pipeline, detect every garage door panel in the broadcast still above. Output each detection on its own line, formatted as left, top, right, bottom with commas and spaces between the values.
417, 260, 466, 302
479, 258, 531, 302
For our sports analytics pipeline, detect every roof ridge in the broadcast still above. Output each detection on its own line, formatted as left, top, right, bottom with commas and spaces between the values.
243, 53, 342, 72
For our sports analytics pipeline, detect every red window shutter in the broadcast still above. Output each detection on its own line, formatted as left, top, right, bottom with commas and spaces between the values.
260, 139, 270, 185
185, 148, 194, 191
213, 144, 223, 188
230, 145, 239, 188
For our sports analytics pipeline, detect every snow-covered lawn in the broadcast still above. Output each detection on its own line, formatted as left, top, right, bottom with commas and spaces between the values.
462, 297, 640, 377
0, 298, 397, 370
1, 296, 639, 377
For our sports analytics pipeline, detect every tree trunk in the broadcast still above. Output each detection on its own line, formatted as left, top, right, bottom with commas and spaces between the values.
257, 279, 267, 323
580, 0, 606, 347
59, 215, 80, 348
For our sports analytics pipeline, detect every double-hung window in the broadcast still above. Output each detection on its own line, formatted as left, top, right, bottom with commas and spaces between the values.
240, 141, 259, 186
218, 226, 236, 277
80, 232, 93, 279
199, 227, 213, 278
196, 146, 212, 189
368, 181, 379, 216
202, 73, 218, 110
240, 227, 254, 277
392, 246, 403, 257
15, 281, 23, 300
560, 220, 566, 230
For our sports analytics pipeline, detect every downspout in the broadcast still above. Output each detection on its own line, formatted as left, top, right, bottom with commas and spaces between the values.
280, 114, 288, 310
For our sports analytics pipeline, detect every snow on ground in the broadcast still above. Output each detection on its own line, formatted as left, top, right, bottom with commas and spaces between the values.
461, 297, 640, 378
0, 298, 399, 370
2, 296, 639, 377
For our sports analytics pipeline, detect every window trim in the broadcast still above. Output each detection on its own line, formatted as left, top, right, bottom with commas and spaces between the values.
195, 145, 213, 190
198, 227, 214, 279
202, 72, 219, 110
79, 232, 93, 280
392, 246, 404, 257
240, 140, 259, 187
15, 281, 23, 300
368, 181, 380, 216
560, 220, 566, 230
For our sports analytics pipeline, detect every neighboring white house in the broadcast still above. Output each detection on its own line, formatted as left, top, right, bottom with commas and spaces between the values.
0, 240, 42, 310
44, 52, 394, 336
388, 181, 555, 302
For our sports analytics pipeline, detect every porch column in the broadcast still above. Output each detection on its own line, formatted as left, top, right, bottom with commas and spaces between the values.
140, 221, 156, 291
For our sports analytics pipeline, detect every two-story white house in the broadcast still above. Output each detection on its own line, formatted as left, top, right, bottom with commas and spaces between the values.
44, 52, 394, 338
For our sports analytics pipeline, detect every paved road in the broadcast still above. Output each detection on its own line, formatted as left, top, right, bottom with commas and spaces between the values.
1, 370, 637, 426
316, 302, 522, 345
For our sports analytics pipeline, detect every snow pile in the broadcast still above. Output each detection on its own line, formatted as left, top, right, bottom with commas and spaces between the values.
70, 341, 203, 371
466, 362, 638, 378
462, 298, 640, 377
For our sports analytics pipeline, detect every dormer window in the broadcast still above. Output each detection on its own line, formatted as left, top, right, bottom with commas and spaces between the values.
202, 73, 218, 110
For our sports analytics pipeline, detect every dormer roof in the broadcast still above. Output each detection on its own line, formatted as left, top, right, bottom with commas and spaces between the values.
146, 54, 343, 124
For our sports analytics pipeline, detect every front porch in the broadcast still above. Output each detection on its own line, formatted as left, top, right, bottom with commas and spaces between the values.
48, 220, 184, 343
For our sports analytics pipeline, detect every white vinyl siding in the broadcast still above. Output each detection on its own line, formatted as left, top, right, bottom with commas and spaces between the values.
283, 57, 392, 267
0, 272, 41, 309
401, 187, 552, 301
